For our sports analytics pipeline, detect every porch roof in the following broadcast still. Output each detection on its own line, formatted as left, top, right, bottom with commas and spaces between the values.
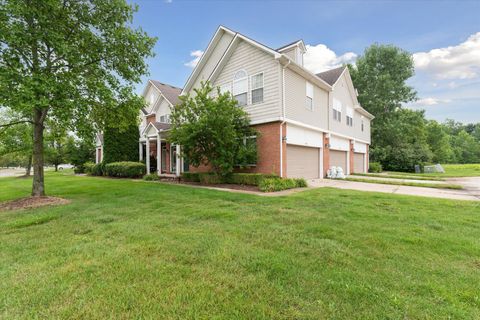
142, 121, 171, 137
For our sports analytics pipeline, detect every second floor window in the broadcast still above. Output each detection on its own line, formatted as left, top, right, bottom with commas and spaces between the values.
159, 114, 170, 124
251, 73, 264, 104
233, 70, 248, 106
361, 120, 364, 132
346, 115, 353, 126
333, 98, 341, 122
306, 81, 313, 111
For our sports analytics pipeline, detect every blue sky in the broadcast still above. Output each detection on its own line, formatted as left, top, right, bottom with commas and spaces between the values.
131, 0, 480, 123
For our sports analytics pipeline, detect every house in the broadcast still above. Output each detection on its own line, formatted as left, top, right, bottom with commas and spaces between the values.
98, 26, 374, 179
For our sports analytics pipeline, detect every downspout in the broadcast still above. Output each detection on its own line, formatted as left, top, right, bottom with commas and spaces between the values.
279, 59, 291, 178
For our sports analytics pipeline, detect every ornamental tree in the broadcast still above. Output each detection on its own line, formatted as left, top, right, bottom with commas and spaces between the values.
0, 0, 155, 196
169, 82, 257, 176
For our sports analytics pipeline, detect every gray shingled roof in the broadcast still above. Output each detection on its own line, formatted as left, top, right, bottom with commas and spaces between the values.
276, 40, 303, 52
152, 122, 171, 131
315, 66, 346, 86
150, 80, 182, 106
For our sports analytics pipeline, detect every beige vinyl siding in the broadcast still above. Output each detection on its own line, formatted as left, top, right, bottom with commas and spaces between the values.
330, 150, 347, 171
353, 111, 371, 143
287, 145, 320, 179
284, 68, 328, 129
156, 98, 171, 121
191, 31, 235, 91
212, 40, 282, 123
328, 74, 355, 137
353, 152, 365, 173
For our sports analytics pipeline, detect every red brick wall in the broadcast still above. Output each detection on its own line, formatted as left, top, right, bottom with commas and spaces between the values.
323, 134, 330, 177
349, 140, 355, 174
146, 115, 155, 124
189, 121, 284, 176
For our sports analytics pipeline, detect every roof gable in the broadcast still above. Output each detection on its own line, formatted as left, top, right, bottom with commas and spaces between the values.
316, 66, 346, 86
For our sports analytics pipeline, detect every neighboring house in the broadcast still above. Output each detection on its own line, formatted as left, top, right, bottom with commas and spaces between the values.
98, 26, 374, 179
181, 26, 373, 178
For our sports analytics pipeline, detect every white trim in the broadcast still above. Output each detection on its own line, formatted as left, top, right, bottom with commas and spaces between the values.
277, 40, 306, 53
148, 80, 178, 108
145, 137, 150, 175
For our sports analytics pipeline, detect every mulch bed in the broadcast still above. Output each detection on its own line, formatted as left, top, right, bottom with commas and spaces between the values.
0, 196, 70, 212
183, 182, 260, 192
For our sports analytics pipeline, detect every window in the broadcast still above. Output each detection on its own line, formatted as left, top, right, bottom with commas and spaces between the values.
233, 70, 248, 106
333, 98, 342, 122
159, 114, 170, 123
306, 81, 313, 111
361, 120, 364, 132
251, 73, 264, 104
346, 116, 353, 126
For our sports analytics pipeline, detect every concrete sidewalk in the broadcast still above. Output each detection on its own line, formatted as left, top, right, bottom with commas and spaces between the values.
309, 178, 480, 201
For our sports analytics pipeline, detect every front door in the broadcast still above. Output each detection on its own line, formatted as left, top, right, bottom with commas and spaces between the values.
161, 143, 167, 173
170, 144, 177, 173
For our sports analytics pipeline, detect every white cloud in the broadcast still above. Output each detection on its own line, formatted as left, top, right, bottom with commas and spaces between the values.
304, 44, 357, 73
413, 32, 480, 80
184, 50, 203, 68
165, 0, 172, 3
409, 97, 452, 107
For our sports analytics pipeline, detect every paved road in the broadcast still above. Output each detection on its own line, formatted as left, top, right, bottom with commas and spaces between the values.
0, 168, 26, 178
309, 178, 480, 201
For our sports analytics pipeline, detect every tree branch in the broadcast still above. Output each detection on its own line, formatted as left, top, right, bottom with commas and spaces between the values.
0, 120, 33, 128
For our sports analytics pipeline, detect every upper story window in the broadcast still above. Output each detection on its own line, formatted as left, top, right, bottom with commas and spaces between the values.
251, 73, 264, 104
159, 114, 170, 124
361, 119, 365, 132
333, 98, 341, 122
233, 70, 248, 106
306, 81, 314, 111
346, 107, 353, 127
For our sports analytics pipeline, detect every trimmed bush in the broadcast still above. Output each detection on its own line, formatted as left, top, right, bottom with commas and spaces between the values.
225, 173, 277, 185
182, 172, 201, 182
104, 161, 145, 178
143, 173, 160, 181
369, 162, 382, 173
74, 164, 85, 174
84, 162, 104, 176
259, 177, 308, 192
103, 123, 140, 164
199, 173, 223, 184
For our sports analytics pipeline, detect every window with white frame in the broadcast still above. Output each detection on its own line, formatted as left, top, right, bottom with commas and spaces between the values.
251, 73, 264, 104
159, 114, 170, 124
333, 98, 342, 122
346, 107, 353, 126
306, 81, 314, 111
361, 119, 364, 132
233, 70, 248, 106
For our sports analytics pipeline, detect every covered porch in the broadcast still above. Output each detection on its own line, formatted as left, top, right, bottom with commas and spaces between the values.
140, 122, 186, 176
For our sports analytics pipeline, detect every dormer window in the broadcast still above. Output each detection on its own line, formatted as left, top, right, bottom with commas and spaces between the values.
233, 70, 248, 106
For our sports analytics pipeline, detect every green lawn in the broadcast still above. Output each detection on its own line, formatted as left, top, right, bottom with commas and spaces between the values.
1, 172, 479, 319
345, 177, 463, 189
389, 163, 480, 178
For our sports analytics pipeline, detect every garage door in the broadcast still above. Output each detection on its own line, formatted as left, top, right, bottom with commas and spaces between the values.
353, 153, 365, 173
287, 145, 320, 179
330, 150, 347, 172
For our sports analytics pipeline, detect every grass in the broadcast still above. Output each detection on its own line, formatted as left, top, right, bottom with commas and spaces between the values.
352, 173, 446, 181
345, 177, 464, 189
388, 163, 480, 178
1, 171, 480, 319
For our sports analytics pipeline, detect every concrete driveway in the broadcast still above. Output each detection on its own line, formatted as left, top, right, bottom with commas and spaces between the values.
0, 168, 26, 178
309, 178, 480, 201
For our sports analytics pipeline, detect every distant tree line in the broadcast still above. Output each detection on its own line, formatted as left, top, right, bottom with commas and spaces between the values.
349, 44, 480, 172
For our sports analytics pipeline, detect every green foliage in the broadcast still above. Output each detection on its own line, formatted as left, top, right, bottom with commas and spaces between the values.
426, 120, 454, 163
181, 172, 278, 186
103, 122, 140, 164
44, 127, 69, 170
143, 173, 160, 181
0, 0, 155, 195
169, 82, 258, 176
104, 161, 145, 178
84, 162, 103, 176
181, 172, 201, 183
368, 162, 382, 173
259, 178, 307, 192
65, 137, 95, 168
452, 130, 480, 164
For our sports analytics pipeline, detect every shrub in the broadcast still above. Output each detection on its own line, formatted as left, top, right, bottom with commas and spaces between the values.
74, 164, 85, 174
143, 173, 160, 181
182, 172, 201, 182
369, 162, 382, 173
259, 177, 308, 192
84, 162, 103, 176
104, 161, 145, 178
199, 173, 223, 184
103, 123, 140, 164
226, 173, 277, 185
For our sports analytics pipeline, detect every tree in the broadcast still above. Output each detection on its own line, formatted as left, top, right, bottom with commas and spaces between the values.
0, 0, 155, 196
426, 120, 454, 163
452, 130, 480, 164
65, 136, 94, 169
103, 121, 140, 164
349, 44, 419, 170
44, 127, 68, 171
169, 82, 257, 176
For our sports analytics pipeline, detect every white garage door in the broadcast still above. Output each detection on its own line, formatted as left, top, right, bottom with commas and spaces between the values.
330, 150, 347, 172
287, 145, 320, 179
353, 153, 365, 173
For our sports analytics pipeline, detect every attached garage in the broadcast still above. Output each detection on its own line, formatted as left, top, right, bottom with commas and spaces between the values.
353, 152, 365, 173
287, 145, 321, 179
330, 150, 347, 172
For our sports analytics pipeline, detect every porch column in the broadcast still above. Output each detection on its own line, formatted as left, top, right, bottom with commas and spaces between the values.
145, 136, 150, 175
139, 142, 143, 161
175, 144, 181, 177
157, 134, 161, 175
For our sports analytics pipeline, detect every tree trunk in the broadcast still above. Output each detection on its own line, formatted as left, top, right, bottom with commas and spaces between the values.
25, 154, 33, 176
32, 109, 45, 197
55, 164, 58, 172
